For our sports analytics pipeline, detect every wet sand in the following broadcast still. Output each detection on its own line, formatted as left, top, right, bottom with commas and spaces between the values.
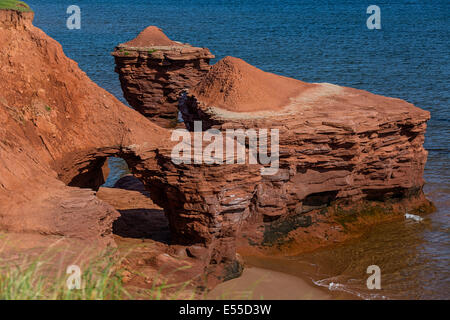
207, 266, 335, 300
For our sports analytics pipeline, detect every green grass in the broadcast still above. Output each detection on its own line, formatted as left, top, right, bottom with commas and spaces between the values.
0, 243, 198, 300
0, 240, 256, 300
0, 0, 33, 12
0, 249, 129, 300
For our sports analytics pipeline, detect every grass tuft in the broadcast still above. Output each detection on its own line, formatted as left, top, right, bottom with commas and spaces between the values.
0, 248, 129, 300
0, 242, 199, 300
0, 0, 33, 12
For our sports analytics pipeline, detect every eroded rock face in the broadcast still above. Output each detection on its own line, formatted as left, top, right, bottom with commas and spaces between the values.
0, 10, 170, 245
175, 56, 433, 252
0, 10, 433, 285
0, 11, 240, 282
112, 26, 215, 128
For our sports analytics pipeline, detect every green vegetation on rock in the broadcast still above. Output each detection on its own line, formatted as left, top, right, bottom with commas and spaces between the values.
0, 0, 32, 12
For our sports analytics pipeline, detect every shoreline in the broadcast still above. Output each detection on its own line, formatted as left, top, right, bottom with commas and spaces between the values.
207, 266, 332, 300
207, 262, 357, 300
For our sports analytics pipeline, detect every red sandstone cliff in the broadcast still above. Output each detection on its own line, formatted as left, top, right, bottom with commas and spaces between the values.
175, 56, 433, 253
0, 9, 433, 285
112, 26, 214, 128
0, 10, 239, 282
0, 10, 170, 244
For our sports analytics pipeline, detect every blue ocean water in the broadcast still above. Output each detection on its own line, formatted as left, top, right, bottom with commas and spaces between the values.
26, 0, 449, 299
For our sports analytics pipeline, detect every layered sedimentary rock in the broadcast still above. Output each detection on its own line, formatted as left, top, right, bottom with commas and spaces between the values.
174, 56, 433, 252
0, 10, 238, 281
0, 9, 170, 245
0, 8, 433, 285
112, 26, 214, 127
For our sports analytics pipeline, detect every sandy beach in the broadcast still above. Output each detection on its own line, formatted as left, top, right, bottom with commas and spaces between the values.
207, 266, 333, 300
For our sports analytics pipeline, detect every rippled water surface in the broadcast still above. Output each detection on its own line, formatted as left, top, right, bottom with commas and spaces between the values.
26, 0, 449, 299
292, 207, 449, 299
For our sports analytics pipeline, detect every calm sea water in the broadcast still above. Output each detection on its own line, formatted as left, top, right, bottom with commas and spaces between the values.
27, 0, 449, 299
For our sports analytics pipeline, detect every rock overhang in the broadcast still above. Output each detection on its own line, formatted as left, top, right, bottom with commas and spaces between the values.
112, 25, 215, 61
112, 25, 215, 128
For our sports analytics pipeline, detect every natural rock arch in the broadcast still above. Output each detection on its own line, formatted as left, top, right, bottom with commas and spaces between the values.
0, 10, 435, 286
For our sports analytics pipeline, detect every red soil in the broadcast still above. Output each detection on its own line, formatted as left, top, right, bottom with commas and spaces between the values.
191, 56, 312, 112
123, 26, 178, 47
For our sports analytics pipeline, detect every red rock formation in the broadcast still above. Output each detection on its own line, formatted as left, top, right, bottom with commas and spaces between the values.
0, 10, 239, 282
0, 10, 170, 245
112, 26, 215, 128
191, 56, 314, 112
176, 56, 433, 252
0, 9, 433, 285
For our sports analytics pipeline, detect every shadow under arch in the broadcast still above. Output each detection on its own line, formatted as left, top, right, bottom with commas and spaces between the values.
57, 151, 171, 244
